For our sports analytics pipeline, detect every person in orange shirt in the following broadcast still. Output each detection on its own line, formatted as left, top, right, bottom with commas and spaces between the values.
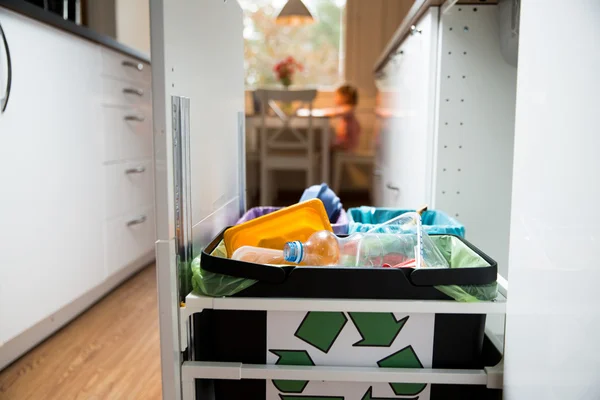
331, 84, 361, 152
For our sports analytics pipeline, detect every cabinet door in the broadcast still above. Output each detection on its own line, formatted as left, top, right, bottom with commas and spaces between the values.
150, 1, 245, 399
385, 8, 439, 208
0, 10, 104, 345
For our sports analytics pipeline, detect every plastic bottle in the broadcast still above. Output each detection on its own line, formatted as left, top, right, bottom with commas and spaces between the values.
232, 246, 290, 265
283, 230, 421, 267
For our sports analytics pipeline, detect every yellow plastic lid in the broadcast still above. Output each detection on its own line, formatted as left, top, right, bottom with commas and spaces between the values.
224, 199, 333, 257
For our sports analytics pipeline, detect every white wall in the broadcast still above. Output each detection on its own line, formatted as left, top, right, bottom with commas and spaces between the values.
503, 0, 600, 398
115, 0, 151, 55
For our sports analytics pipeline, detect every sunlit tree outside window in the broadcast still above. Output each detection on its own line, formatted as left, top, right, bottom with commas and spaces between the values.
238, 0, 346, 88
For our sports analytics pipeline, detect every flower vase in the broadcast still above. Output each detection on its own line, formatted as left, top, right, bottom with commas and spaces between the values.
280, 76, 292, 89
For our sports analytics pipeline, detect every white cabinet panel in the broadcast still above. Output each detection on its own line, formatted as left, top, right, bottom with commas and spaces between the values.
104, 207, 155, 276
104, 159, 154, 220
504, 1, 600, 398
381, 8, 439, 209
432, 6, 517, 276
0, 9, 104, 345
103, 105, 153, 162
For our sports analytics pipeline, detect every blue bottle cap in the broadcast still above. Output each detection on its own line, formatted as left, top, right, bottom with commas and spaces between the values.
283, 241, 304, 264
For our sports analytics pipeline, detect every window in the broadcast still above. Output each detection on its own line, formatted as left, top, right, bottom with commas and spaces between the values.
239, 0, 346, 88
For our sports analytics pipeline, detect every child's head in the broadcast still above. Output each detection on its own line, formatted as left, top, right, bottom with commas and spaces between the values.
335, 84, 359, 107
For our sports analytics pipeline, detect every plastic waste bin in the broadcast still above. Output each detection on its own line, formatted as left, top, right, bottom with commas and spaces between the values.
237, 206, 349, 235
191, 229, 500, 400
348, 206, 465, 237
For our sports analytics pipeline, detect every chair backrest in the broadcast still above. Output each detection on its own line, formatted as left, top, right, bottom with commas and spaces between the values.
255, 89, 317, 154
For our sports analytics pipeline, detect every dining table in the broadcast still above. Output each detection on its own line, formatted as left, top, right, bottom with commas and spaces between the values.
245, 107, 338, 183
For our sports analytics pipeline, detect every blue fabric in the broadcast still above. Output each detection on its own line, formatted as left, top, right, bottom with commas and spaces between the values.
347, 207, 465, 237
299, 183, 343, 222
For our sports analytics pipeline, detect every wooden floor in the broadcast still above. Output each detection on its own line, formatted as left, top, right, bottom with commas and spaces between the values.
0, 265, 162, 400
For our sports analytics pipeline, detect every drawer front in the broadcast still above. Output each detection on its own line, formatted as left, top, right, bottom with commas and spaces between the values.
105, 160, 154, 220
103, 106, 153, 162
105, 207, 155, 276
101, 48, 151, 85
102, 78, 152, 107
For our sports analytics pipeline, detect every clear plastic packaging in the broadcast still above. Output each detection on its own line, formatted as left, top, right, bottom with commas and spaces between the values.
282, 212, 449, 269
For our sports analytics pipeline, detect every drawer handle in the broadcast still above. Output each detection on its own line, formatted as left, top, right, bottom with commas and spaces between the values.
124, 114, 145, 122
125, 166, 146, 174
0, 21, 12, 113
122, 60, 144, 71
126, 215, 147, 227
386, 183, 400, 192
123, 87, 144, 96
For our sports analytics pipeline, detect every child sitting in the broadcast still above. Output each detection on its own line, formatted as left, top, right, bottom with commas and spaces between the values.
331, 84, 361, 152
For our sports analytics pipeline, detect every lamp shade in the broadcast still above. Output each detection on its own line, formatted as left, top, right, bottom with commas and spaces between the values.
276, 0, 315, 26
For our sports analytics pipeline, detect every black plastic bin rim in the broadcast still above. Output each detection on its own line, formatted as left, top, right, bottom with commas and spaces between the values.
200, 228, 498, 287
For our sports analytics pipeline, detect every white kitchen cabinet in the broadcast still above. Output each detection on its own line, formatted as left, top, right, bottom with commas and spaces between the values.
0, 8, 105, 349
0, 7, 154, 369
375, 4, 517, 276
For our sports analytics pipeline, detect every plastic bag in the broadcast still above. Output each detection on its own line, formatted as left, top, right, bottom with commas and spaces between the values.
191, 240, 257, 297
431, 235, 498, 302
348, 206, 465, 237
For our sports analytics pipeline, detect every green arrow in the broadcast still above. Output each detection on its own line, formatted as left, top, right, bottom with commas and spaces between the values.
377, 346, 427, 396
294, 312, 348, 353
270, 350, 314, 393
361, 387, 418, 400
279, 396, 344, 400
349, 313, 408, 347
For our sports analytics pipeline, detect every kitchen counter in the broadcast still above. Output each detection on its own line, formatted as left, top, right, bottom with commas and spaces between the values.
0, 0, 149, 63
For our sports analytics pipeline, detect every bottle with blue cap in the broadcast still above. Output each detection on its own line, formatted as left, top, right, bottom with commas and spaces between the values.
283, 230, 420, 267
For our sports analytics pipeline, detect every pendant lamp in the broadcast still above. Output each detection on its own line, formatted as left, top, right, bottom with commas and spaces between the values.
276, 0, 315, 26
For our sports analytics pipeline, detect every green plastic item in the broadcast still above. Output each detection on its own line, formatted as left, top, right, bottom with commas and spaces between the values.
190, 235, 497, 302
191, 240, 258, 297
431, 235, 498, 302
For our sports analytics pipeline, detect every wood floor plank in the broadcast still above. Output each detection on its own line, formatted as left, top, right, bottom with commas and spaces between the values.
0, 265, 162, 400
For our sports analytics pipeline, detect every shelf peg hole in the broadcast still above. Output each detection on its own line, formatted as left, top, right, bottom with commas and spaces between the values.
464, 26, 469, 32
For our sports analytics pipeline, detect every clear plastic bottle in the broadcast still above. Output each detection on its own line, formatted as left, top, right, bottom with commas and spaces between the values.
283, 230, 421, 267
232, 246, 291, 265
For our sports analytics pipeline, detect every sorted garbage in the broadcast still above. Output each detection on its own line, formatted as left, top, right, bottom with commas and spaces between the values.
224, 198, 332, 256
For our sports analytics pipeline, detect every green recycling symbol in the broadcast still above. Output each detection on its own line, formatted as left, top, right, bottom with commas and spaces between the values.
270, 311, 427, 399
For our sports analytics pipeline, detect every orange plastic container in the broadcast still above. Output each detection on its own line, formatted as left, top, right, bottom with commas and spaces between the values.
224, 199, 333, 257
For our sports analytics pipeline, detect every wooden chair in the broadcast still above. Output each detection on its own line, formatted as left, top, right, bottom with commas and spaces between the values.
332, 118, 376, 193
255, 89, 319, 205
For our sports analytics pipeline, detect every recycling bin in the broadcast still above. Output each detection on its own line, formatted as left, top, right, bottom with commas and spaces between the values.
191, 229, 501, 400
348, 207, 465, 237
